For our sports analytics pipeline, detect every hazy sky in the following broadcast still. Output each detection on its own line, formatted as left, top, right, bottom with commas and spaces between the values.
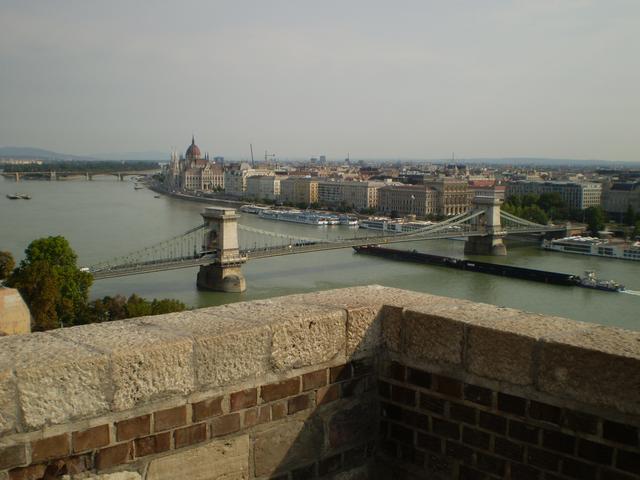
1, 0, 638, 161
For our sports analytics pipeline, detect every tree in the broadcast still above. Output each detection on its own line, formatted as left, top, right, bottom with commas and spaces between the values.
623, 205, 636, 226
632, 221, 640, 240
7, 236, 92, 330
584, 206, 606, 234
151, 298, 187, 315
0, 251, 15, 280
521, 205, 549, 225
125, 294, 153, 318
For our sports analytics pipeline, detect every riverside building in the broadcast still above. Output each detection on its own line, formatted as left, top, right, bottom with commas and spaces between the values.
506, 180, 602, 210
165, 136, 224, 192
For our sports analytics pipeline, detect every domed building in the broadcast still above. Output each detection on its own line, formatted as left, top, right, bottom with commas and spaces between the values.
165, 136, 224, 192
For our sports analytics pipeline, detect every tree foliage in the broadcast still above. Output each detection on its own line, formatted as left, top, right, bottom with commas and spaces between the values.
84, 294, 186, 323
584, 206, 606, 234
0, 251, 15, 280
624, 205, 637, 226
7, 236, 92, 330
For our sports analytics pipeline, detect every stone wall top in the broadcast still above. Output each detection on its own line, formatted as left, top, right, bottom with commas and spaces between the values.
1, 286, 638, 435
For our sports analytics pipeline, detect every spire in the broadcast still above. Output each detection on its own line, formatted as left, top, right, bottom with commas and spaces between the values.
192, 134, 195, 145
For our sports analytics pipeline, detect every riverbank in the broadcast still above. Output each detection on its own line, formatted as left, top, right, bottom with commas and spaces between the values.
148, 183, 246, 207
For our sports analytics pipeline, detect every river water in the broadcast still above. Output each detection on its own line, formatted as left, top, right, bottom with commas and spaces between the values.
1, 176, 638, 331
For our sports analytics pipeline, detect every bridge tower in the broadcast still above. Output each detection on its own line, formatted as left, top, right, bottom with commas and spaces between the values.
196, 207, 247, 293
464, 191, 507, 256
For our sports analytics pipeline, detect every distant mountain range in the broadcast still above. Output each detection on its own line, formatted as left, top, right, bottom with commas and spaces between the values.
1, 146, 638, 167
0, 146, 165, 162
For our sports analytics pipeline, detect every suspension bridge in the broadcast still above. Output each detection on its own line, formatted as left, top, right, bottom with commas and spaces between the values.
88, 193, 567, 292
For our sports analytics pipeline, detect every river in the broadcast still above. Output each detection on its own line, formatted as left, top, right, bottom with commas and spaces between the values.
1, 176, 638, 331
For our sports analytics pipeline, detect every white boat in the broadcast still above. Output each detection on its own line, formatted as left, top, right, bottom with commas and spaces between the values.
258, 209, 328, 225
542, 236, 640, 261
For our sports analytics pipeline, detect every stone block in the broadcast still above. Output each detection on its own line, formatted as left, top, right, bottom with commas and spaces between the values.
402, 308, 466, 366
329, 403, 376, 449
141, 309, 273, 389
254, 417, 324, 476
464, 306, 587, 386
345, 306, 382, 359
0, 369, 17, 434
146, 435, 249, 480
270, 308, 346, 371
0, 333, 110, 430
537, 325, 640, 415
50, 321, 195, 411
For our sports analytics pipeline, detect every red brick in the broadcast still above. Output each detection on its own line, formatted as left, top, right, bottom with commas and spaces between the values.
303, 369, 327, 391
211, 413, 241, 437
134, 432, 171, 457
38, 455, 91, 477
31, 434, 70, 463
72, 424, 110, 453
230, 388, 257, 411
244, 406, 270, 427
8, 464, 46, 480
192, 396, 223, 421
288, 393, 312, 414
116, 414, 150, 441
260, 377, 300, 402
271, 401, 287, 420
0, 444, 27, 470
95, 442, 132, 470
330, 364, 352, 383
174, 423, 207, 449
317, 384, 340, 405
154, 405, 187, 431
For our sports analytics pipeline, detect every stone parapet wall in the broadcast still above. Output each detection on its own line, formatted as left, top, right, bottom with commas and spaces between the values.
0, 286, 639, 480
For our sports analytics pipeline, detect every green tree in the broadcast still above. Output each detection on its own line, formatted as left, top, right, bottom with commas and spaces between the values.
584, 206, 606, 234
0, 251, 15, 280
7, 236, 92, 330
521, 205, 549, 225
632, 220, 640, 239
623, 205, 636, 226
151, 298, 187, 315
125, 294, 153, 318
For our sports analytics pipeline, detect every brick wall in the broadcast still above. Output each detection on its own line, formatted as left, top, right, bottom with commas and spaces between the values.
1, 286, 639, 480
377, 361, 640, 479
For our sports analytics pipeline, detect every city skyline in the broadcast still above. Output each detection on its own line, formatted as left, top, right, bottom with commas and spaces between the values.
1, 1, 639, 161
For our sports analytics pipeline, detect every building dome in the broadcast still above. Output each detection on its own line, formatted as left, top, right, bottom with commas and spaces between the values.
186, 135, 201, 159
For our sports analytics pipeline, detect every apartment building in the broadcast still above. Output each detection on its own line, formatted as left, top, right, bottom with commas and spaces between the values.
246, 175, 281, 201
506, 181, 602, 210
378, 185, 438, 217
317, 180, 383, 210
280, 177, 319, 205
224, 168, 273, 197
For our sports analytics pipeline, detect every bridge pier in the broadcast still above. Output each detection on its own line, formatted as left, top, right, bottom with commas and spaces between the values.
464, 191, 507, 256
196, 207, 247, 293
464, 235, 507, 256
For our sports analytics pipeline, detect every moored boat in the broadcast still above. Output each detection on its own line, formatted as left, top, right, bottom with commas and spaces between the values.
542, 236, 640, 261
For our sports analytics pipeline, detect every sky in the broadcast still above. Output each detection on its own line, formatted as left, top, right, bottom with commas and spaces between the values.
0, 0, 639, 161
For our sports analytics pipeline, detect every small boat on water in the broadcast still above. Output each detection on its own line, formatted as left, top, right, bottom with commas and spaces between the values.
154, 195, 161, 198
6, 194, 30, 200
579, 271, 625, 292
134, 186, 144, 190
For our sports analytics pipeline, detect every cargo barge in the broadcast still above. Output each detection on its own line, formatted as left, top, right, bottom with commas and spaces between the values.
353, 245, 624, 291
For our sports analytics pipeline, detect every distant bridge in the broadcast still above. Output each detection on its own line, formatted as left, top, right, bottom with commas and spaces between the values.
1, 169, 158, 181
88, 193, 567, 291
